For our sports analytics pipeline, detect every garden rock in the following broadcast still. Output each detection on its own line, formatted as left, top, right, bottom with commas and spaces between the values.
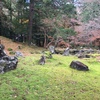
77, 54, 90, 58
63, 47, 70, 56
0, 44, 18, 74
39, 55, 45, 65
0, 44, 6, 58
70, 60, 89, 71
15, 51, 24, 57
70, 49, 79, 55
49, 45, 55, 54
55, 48, 65, 54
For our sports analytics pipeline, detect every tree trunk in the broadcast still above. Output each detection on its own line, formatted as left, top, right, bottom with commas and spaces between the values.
44, 30, 47, 48
10, 0, 12, 22
28, 0, 34, 45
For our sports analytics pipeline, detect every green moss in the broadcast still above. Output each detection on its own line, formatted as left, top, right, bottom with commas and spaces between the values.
7, 48, 13, 51
9, 51, 15, 55
0, 54, 100, 100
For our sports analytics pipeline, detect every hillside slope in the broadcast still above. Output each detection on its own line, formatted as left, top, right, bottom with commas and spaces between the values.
0, 36, 44, 56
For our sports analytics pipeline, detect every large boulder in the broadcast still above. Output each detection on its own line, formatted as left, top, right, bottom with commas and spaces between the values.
0, 56, 18, 74
0, 44, 18, 74
70, 61, 89, 71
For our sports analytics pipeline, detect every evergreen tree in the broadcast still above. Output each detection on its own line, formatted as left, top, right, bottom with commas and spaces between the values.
1, 0, 77, 46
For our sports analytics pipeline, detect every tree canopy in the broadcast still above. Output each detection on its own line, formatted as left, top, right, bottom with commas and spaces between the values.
0, 0, 77, 46
81, 0, 100, 22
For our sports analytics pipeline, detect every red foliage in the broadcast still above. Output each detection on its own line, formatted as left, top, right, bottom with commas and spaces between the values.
57, 40, 69, 48
92, 37, 100, 47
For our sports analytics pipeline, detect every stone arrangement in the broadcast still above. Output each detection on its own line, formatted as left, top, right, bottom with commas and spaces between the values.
0, 44, 18, 74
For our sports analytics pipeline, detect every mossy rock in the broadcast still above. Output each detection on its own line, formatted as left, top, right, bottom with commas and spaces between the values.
7, 48, 13, 51
9, 51, 15, 55
55, 48, 65, 54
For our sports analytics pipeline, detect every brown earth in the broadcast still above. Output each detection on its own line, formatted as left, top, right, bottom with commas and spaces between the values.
0, 36, 100, 61
0, 36, 44, 56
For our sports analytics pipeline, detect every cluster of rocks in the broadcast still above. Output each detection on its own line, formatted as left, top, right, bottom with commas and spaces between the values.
48, 45, 91, 71
0, 44, 18, 74
49, 45, 69, 56
48, 45, 99, 58
69, 48, 95, 55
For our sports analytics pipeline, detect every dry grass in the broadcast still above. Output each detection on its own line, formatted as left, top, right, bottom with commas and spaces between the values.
0, 36, 45, 56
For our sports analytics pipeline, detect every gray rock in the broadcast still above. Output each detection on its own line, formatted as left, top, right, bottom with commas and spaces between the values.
0, 66, 4, 73
63, 47, 69, 56
39, 55, 45, 65
49, 45, 55, 54
15, 51, 24, 57
0, 60, 6, 66
0, 44, 6, 58
0, 44, 18, 74
70, 61, 89, 71
70, 49, 79, 55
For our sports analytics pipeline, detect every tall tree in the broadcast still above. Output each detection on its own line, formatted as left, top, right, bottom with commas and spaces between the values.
28, 0, 34, 45
1, 0, 77, 46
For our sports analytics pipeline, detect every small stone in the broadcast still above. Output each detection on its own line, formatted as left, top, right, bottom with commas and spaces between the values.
39, 55, 45, 65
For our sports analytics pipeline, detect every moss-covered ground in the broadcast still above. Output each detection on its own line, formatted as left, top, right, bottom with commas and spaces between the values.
0, 54, 100, 100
